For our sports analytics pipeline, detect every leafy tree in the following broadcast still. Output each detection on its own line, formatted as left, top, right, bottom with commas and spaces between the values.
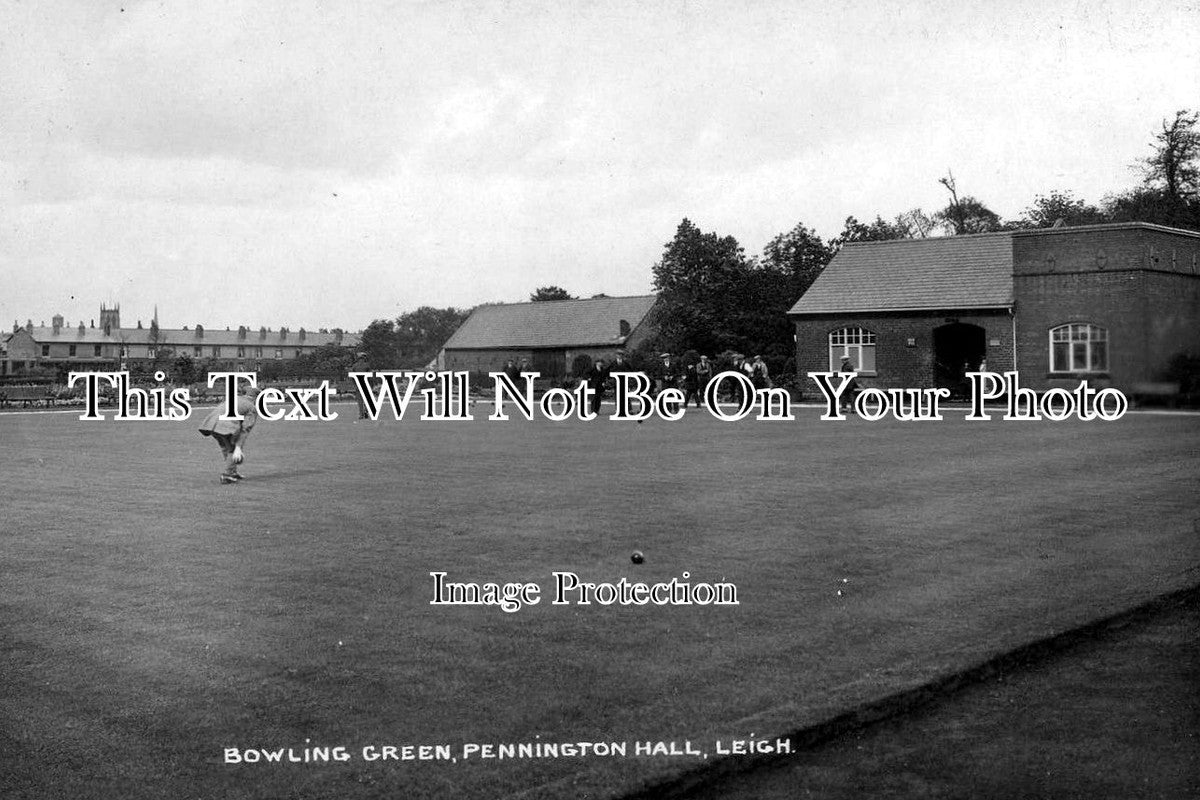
1103, 110, 1200, 230
761, 222, 833, 297
894, 208, 935, 238
832, 215, 910, 247
149, 347, 175, 375
259, 359, 284, 382
288, 343, 355, 378
173, 354, 197, 385
357, 319, 399, 369
831, 210, 933, 249
651, 218, 835, 360
935, 172, 1005, 234
1102, 186, 1198, 228
1019, 190, 1106, 228
1142, 109, 1199, 205
394, 306, 469, 369
529, 286, 575, 302
651, 218, 749, 354
934, 195, 1004, 234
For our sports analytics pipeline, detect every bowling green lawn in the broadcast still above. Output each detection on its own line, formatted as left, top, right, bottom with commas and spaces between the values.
1, 403, 1198, 800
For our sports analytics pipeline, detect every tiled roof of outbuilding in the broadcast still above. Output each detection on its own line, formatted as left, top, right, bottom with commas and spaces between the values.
443, 295, 658, 349
788, 233, 1014, 315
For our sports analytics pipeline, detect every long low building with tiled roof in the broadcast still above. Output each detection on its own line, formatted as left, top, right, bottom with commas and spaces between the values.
2, 304, 358, 378
440, 294, 659, 376
788, 221, 1200, 395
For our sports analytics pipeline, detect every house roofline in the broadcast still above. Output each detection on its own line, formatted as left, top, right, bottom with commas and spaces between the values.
789, 303, 1013, 316
835, 221, 1200, 250
1010, 221, 1200, 239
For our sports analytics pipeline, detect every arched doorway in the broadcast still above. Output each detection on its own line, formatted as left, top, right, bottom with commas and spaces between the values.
933, 322, 986, 397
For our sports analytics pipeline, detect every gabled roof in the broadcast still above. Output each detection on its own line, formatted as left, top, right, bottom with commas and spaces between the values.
789, 232, 1014, 315
443, 295, 657, 349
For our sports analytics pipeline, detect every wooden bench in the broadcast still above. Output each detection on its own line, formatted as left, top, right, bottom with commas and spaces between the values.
1129, 381, 1181, 407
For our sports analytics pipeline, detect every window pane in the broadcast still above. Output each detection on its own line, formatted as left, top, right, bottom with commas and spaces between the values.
1091, 341, 1107, 371
860, 345, 876, 372
1071, 342, 1088, 370
1052, 342, 1069, 371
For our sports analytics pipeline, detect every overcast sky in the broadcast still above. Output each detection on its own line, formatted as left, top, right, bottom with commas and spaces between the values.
2, 0, 1197, 331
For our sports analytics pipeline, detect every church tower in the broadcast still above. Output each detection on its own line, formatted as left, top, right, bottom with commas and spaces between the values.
99, 303, 121, 335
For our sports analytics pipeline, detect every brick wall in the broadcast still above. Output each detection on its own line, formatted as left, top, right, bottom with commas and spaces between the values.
444, 348, 534, 374
1013, 226, 1200, 389
1013, 226, 1200, 278
444, 346, 630, 377
792, 310, 1014, 397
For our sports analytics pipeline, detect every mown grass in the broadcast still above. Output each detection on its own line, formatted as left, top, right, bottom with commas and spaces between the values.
1, 406, 1198, 799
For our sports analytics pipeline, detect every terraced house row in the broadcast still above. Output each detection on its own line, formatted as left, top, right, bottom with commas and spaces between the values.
2, 304, 358, 378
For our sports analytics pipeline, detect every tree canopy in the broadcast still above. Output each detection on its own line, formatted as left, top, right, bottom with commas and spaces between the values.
1143, 109, 1199, 204
530, 286, 575, 302
650, 218, 834, 362
357, 319, 399, 369
651, 218, 751, 355
395, 306, 469, 369
1020, 191, 1106, 228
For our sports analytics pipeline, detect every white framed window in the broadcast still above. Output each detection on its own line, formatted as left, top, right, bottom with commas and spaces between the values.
274, 348, 283, 359
1049, 323, 1107, 373
829, 327, 877, 373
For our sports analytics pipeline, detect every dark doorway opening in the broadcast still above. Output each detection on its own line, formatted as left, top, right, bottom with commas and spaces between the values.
933, 323, 986, 397
531, 349, 566, 379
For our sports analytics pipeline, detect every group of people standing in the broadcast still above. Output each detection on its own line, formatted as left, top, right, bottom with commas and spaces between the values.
564, 350, 775, 415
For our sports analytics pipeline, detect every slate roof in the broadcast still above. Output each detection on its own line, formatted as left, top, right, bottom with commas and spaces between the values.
19, 326, 359, 348
443, 295, 658, 349
788, 233, 1014, 315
